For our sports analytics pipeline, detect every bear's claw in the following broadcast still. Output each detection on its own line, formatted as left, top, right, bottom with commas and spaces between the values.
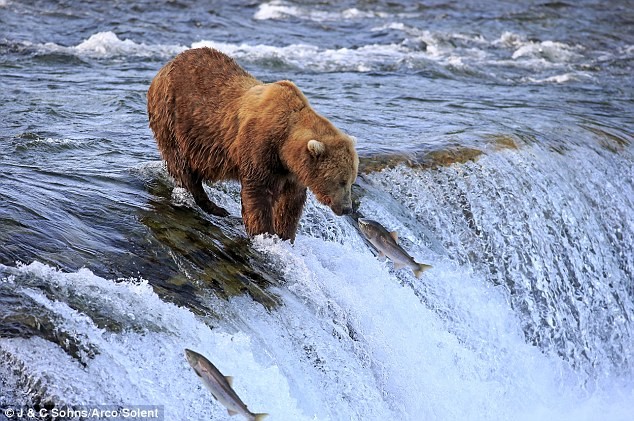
199, 201, 230, 217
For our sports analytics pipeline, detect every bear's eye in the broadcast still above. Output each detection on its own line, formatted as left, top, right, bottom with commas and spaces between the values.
339, 180, 346, 188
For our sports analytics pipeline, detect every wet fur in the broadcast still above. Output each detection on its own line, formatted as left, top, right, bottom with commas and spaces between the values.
147, 48, 357, 241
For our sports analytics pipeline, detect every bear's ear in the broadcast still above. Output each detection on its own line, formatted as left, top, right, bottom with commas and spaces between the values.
349, 135, 357, 146
307, 139, 326, 157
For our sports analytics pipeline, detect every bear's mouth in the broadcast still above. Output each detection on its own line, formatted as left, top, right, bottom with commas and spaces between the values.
331, 205, 353, 216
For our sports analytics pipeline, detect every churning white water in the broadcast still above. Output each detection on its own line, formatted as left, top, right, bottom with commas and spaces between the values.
1, 140, 632, 420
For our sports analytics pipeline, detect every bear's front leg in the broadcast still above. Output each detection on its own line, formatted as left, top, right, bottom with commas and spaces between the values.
273, 183, 307, 242
240, 180, 274, 237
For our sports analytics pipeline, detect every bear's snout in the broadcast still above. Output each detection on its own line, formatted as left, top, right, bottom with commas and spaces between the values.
330, 200, 353, 216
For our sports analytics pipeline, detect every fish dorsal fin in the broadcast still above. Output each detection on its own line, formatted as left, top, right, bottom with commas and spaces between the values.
390, 231, 398, 242
225, 376, 234, 387
227, 409, 239, 416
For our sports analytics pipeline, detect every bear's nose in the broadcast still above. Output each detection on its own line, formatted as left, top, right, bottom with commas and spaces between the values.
341, 206, 353, 215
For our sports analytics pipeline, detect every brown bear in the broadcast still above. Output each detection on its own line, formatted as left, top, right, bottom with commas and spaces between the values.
147, 47, 358, 241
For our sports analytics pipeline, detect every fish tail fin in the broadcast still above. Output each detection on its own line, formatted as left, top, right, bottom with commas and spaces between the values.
414, 263, 433, 278
254, 413, 269, 421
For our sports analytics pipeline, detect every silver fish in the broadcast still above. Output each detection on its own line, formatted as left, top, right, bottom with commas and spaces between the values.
357, 218, 432, 278
185, 349, 268, 421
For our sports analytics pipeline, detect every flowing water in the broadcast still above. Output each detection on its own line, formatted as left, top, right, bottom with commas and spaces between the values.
1, 1, 633, 420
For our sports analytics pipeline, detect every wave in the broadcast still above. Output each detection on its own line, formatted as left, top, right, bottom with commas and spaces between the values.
522, 72, 590, 84
42, 31, 184, 59
381, 25, 584, 66
19, 31, 423, 73
192, 39, 422, 72
511, 40, 582, 62
1, 32, 181, 59
492, 31, 583, 60
0, 262, 302, 420
254, 0, 392, 21
15, 30, 593, 83
11, 133, 89, 152
11, 31, 432, 72
71, 31, 182, 58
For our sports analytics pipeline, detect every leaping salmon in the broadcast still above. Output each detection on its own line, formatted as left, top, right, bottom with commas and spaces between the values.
358, 218, 432, 278
185, 349, 268, 421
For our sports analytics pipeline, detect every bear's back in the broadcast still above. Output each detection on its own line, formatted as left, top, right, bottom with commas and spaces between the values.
171, 48, 252, 81
163, 49, 259, 153
168, 48, 260, 115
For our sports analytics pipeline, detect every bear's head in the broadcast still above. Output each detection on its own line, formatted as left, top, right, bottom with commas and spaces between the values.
275, 83, 359, 216
302, 135, 359, 216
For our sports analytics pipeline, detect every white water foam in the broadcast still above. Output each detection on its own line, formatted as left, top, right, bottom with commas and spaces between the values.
30, 31, 410, 72
363, 141, 634, 376
2, 140, 633, 420
522, 72, 590, 84
511, 40, 582, 62
254, 0, 389, 21
491, 31, 584, 62
0, 262, 305, 420
12, 136, 90, 153
620, 45, 634, 58
492, 32, 583, 63
489, 31, 586, 75
25, 30, 589, 82
191, 39, 413, 72
240, 223, 632, 420
381, 25, 583, 67
36, 31, 184, 59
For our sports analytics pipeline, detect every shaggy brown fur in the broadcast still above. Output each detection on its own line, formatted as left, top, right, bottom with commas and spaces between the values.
147, 47, 358, 241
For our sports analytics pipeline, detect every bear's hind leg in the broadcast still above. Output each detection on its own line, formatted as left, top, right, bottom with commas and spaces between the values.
183, 172, 230, 217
